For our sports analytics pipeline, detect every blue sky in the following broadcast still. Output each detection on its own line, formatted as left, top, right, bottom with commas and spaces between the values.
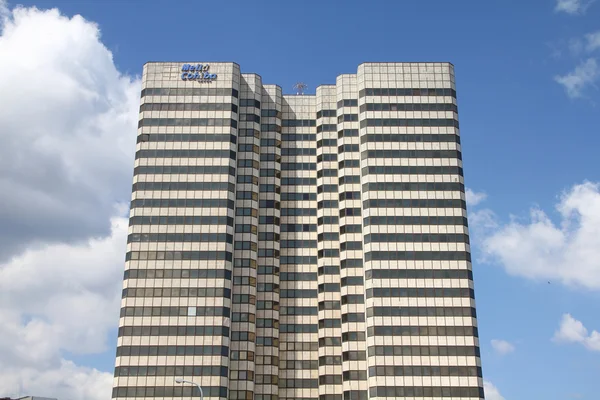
0, 0, 599, 399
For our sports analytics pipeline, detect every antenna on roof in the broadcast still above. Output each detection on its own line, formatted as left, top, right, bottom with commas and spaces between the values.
293, 82, 307, 95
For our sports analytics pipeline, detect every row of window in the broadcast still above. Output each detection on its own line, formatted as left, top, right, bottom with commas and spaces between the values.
130, 198, 234, 209
116, 345, 228, 358
138, 118, 237, 128
316, 109, 336, 118
282, 133, 315, 141
360, 88, 457, 98
364, 250, 471, 262
366, 268, 473, 280
361, 118, 459, 128
259, 138, 281, 148
363, 215, 467, 226
317, 124, 337, 132
361, 133, 460, 144
239, 98, 261, 108
281, 177, 316, 185
364, 182, 464, 193
339, 175, 360, 185
318, 168, 337, 177
321, 373, 364, 383
363, 166, 463, 177
259, 153, 281, 163
281, 208, 316, 216
129, 216, 233, 226
338, 99, 359, 108
317, 153, 337, 162
127, 232, 234, 244
239, 128, 260, 137
361, 149, 461, 160
281, 192, 317, 201
112, 386, 226, 398
364, 233, 469, 244
124, 268, 232, 280
139, 102, 237, 113
361, 102, 458, 113
363, 198, 465, 209
338, 129, 359, 138
339, 208, 360, 218
140, 87, 238, 97
261, 123, 281, 133
339, 191, 360, 200
122, 287, 231, 300
341, 258, 363, 268
261, 109, 281, 118
281, 223, 316, 232
282, 119, 316, 127
318, 184, 338, 193
281, 256, 318, 265
237, 175, 259, 185
125, 251, 233, 261
132, 182, 235, 192
281, 147, 316, 156
280, 324, 318, 333
338, 144, 360, 153
279, 379, 318, 389
280, 289, 317, 298
368, 345, 480, 358
339, 159, 360, 168
319, 248, 340, 258
231, 312, 255, 322
137, 133, 236, 144
239, 113, 260, 123
341, 294, 364, 305
258, 232, 280, 241
366, 287, 474, 299
236, 191, 259, 200
133, 165, 235, 176
259, 169, 281, 178
318, 301, 340, 311
337, 114, 359, 123
238, 159, 260, 168
120, 306, 229, 317
135, 149, 235, 160
280, 240, 317, 248
117, 325, 228, 337
281, 272, 317, 281
318, 200, 339, 209
368, 325, 479, 337
238, 143, 260, 153
369, 386, 483, 398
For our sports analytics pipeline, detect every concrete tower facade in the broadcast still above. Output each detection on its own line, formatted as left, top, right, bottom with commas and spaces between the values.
112, 62, 485, 400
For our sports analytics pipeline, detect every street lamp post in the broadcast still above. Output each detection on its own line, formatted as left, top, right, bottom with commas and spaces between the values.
175, 378, 204, 400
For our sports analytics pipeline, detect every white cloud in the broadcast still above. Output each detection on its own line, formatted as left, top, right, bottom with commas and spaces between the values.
466, 188, 487, 207
0, 360, 113, 400
484, 380, 506, 400
555, 0, 595, 14
491, 339, 515, 355
0, 0, 8, 21
0, 3, 139, 399
0, 4, 140, 262
0, 216, 127, 399
585, 31, 600, 53
553, 314, 600, 351
480, 181, 600, 290
554, 58, 600, 98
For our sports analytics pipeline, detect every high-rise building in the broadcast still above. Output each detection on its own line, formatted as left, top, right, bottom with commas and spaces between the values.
112, 62, 485, 400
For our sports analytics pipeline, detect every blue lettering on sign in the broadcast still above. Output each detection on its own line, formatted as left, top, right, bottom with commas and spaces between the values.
181, 64, 217, 82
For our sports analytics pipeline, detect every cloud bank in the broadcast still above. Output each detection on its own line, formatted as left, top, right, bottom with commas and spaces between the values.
0, 4, 139, 399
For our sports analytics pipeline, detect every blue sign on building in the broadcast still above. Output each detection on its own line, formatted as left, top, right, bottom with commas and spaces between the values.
181, 64, 217, 82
